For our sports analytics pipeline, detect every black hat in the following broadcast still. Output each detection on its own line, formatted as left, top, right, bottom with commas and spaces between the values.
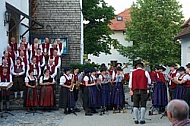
116, 66, 122, 71
158, 65, 166, 71
73, 66, 79, 70
134, 62, 144, 68
64, 67, 71, 72
168, 63, 177, 67
100, 67, 107, 72
186, 63, 190, 68
91, 68, 97, 73
177, 66, 185, 72
84, 68, 91, 74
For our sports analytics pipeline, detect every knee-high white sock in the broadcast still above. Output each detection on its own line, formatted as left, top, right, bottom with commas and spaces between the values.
133, 107, 139, 121
14, 92, 17, 98
20, 91, 23, 98
140, 107, 146, 121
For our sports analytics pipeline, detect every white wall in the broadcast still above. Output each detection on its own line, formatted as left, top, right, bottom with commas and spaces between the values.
0, 0, 29, 59
88, 31, 133, 73
181, 36, 190, 66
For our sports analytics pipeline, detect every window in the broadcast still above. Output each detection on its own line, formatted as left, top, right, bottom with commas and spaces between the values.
117, 16, 123, 21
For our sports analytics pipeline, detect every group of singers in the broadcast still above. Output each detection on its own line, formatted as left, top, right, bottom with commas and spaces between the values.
0, 36, 61, 111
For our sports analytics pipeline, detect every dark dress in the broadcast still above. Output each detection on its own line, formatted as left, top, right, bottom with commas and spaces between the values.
110, 74, 125, 106
24, 76, 38, 107
59, 74, 75, 109
175, 74, 186, 100
153, 72, 168, 107
39, 76, 55, 107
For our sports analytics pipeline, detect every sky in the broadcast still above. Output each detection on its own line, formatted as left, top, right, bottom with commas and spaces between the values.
104, 0, 190, 20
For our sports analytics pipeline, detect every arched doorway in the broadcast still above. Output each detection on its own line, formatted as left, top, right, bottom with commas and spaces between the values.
8, 18, 19, 43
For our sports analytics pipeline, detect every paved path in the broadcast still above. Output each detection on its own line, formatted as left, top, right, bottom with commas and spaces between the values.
59, 109, 170, 126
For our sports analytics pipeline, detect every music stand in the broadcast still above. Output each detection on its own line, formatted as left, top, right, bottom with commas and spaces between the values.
0, 82, 14, 118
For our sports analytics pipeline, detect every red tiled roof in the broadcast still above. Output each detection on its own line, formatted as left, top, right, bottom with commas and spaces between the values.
175, 17, 190, 40
109, 8, 131, 31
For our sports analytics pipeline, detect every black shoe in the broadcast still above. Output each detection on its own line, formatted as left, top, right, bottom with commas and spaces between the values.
64, 111, 69, 115
85, 113, 93, 116
134, 120, 139, 124
140, 120, 145, 124
6, 108, 11, 111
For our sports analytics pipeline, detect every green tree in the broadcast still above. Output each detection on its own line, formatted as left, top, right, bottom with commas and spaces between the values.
82, 0, 115, 56
117, 0, 184, 69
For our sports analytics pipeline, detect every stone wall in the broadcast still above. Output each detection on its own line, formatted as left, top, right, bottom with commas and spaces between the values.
29, 0, 81, 68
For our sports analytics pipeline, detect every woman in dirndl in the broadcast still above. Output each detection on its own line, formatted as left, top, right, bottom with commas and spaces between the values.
153, 66, 168, 113
174, 66, 186, 100
111, 66, 125, 113
83, 68, 96, 116
39, 69, 55, 110
98, 67, 111, 114
24, 69, 38, 110
59, 67, 75, 115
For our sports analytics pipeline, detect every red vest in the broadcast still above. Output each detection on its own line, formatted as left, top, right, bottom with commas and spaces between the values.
18, 49, 27, 58
169, 71, 177, 88
2, 56, 11, 68
49, 55, 59, 66
1, 74, 10, 82
42, 43, 50, 52
132, 69, 148, 91
9, 42, 17, 52
155, 72, 166, 83
29, 63, 39, 75
50, 47, 58, 56
14, 64, 23, 73
20, 56, 27, 66
73, 74, 78, 83
63, 74, 71, 86
46, 65, 56, 74
58, 43, 62, 52
8, 51, 15, 61
35, 55, 43, 65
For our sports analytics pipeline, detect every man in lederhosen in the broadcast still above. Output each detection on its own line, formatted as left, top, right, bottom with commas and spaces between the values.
129, 62, 151, 124
11, 57, 25, 100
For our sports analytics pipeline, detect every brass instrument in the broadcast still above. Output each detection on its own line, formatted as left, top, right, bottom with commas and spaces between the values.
70, 74, 75, 92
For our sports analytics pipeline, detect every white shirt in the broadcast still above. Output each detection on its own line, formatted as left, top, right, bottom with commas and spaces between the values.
60, 74, 72, 85
40, 76, 55, 83
25, 76, 36, 82
128, 68, 151, 89
11, 62, 25, 75
0, 74, 12, 82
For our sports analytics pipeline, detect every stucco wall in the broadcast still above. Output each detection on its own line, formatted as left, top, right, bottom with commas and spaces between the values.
88, 31, 133, 73
0, 0, 29, 58
181, 36, 190, 66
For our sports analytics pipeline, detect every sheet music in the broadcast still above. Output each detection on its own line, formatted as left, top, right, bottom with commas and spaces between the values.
0, 82, 11, 88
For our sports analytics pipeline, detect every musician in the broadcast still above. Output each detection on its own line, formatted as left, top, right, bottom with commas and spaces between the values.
0, 59, 11, 74
98, 67, 111, 113
50, 42, 60, 56
72, 67, 80, 112
39, 69, 55, 110
17, 43, 29, 60
174, 63, 190, 115
30, 38, 40, 56
19, 37, 30, 51
83, 68, 96, 116
41, 38, 50, 62
27, 56, 41, 79
34, 48, 45, 75
7, 45, 15, 63
2, 50, 13, 69
168, 63, 178, 100
19, 50, 29, 67
0, 66, 13, 111
153, 66, 168, 114
129, 62, 151, 124
24, 70, 38, 109
59, 67, 75, 114
56, 38, 63, 55
49, 49, 61, 69
174, 66, 186, 100
111, 67, 125, 114
9, 37, 18, 53
44, 59, 57, 78
11, 57, 25, 100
